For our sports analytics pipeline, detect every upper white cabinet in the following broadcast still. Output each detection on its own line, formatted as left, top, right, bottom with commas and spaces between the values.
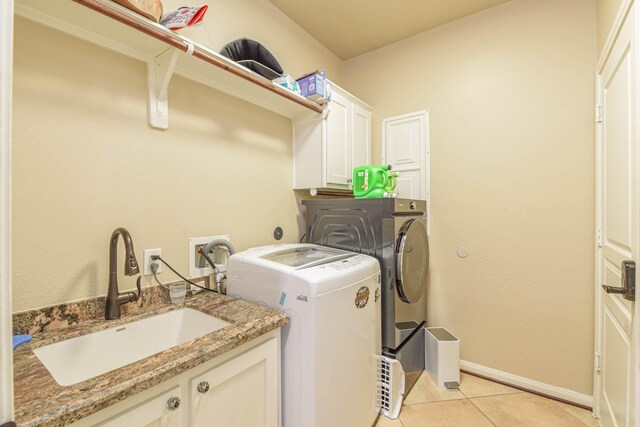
325, 90, 352, 187
293, 84, 372, 193
352, 103, 372, 172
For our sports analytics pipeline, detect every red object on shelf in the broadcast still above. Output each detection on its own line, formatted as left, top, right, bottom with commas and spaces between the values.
161, 5, 208, 30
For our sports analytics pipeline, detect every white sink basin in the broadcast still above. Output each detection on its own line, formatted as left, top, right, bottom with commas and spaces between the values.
34, 308, 230, 386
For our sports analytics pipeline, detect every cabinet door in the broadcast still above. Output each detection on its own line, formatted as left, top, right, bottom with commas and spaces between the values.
325, 90, 352, 186
293, 117, 324, 189
97, 387, 182, 427
190, 338, 279, 427
352, 103, 371, 170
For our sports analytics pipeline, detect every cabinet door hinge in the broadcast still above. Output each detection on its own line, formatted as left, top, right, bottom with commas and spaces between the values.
596, 104, 603, 123
595, 352, 601, 373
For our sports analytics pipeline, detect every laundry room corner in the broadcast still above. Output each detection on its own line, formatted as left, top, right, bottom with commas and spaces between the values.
342, 0, 597, 399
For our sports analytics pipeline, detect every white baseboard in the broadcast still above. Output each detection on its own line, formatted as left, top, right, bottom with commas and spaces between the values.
460, 360, 593, 408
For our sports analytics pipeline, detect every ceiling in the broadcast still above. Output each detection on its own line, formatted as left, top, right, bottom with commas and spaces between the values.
268, 0, 512, 60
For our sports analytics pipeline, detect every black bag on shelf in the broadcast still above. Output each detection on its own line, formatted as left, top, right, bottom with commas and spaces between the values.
219, 38, 283, 80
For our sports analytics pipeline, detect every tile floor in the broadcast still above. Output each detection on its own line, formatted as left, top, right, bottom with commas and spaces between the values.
375, 372, 599, 427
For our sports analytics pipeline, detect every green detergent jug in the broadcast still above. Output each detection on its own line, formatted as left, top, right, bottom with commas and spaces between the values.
353, 165, 398, 198
385, 172, 398, 197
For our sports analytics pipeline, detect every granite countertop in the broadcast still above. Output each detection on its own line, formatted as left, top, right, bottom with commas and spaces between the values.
13, 292, 288, 427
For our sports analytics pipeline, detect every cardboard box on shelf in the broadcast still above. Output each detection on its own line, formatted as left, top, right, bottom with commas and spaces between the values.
297, 70, 331, 104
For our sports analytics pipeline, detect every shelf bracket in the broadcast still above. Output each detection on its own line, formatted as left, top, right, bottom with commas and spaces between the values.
147, 47, 182, 130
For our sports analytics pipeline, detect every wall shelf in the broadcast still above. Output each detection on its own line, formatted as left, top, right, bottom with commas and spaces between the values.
15, 0, 325, 128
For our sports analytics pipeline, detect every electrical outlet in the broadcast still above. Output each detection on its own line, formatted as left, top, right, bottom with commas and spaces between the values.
143, 248, 162, 276
188, 235, 230, 279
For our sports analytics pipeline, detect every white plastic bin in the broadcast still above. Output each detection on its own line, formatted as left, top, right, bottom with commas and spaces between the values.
424, 327, 460, 388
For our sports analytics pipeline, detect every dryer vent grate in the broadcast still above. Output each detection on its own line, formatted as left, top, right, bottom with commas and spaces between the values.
376, 355, 405, 419
377, 357, 391, 413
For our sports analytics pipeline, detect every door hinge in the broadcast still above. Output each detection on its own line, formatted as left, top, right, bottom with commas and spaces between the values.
595, 352, 601, 373
596, 104, 603, 123
597, 228, 603, 248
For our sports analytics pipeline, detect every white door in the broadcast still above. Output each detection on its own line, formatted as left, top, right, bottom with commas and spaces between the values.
0, 0, 13, 424
382, 111, 429, 200
382, 110, 430, 231
595, 3, 638, 426
325, 90, 352, 186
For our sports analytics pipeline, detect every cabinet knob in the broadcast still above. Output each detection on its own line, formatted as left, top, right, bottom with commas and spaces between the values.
347, 178, 353, 183
197, 381, 210, 394
166, 396, 181, 411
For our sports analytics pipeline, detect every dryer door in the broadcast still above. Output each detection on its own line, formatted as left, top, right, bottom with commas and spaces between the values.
395, 219, 429, 303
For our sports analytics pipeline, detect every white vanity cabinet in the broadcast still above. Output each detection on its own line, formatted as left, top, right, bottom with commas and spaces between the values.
190, 333, 279, 426
72, 330, 280, 427
293, 84, 372, 193
97, 387, 183, 427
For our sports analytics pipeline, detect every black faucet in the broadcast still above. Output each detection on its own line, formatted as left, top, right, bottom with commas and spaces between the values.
105, 227, 141, 320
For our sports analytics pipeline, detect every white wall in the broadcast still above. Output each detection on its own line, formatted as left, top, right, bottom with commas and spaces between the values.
344, 0, 597, 395
597, 0, 624, 55
11, 0, 343, 312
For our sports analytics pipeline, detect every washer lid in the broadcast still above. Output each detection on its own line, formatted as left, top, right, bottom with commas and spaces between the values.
227, 244, 381, 297
396, 219, 429, 303
260, 245, 351, 268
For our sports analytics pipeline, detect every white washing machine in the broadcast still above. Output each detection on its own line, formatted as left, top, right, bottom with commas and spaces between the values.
226, 244, 382, 427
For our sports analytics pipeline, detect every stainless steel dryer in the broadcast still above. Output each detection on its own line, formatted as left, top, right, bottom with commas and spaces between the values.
303, 198, 429, 390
